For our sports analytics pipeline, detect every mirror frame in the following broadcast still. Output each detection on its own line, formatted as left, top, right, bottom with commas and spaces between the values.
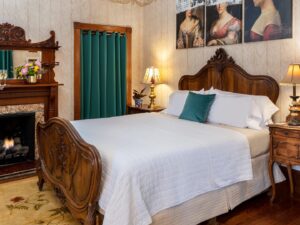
0, 23, 60, 84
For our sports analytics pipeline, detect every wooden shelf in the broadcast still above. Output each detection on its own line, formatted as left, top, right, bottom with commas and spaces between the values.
2, 83, 63, 89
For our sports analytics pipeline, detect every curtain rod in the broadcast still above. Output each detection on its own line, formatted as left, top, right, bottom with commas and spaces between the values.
81, 30, 126, 36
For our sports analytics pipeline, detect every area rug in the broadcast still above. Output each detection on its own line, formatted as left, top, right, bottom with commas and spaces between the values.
0, 177, 80, 225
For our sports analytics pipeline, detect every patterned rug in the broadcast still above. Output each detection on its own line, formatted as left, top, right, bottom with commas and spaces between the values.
0, 177, 80, 225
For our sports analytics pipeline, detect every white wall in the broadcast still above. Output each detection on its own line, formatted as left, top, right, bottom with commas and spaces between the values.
141, 0, 300, 122
0, 0, 143, 120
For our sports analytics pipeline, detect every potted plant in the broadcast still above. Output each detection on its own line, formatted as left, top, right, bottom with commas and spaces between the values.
133, 87, 147, 108
15, 60, 43, 84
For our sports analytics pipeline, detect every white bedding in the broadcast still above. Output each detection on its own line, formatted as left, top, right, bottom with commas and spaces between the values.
212, 124, 270, 158
72, 113, 253, 225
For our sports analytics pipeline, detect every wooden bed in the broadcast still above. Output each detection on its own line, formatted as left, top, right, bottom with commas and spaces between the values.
36, 48, 279, 225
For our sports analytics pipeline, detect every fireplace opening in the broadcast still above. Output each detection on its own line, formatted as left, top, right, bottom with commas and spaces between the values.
0, 112, 35, 166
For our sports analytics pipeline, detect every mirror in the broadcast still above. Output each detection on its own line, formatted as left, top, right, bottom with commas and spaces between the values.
0, 50, 42, 79
0, 23, 59, 84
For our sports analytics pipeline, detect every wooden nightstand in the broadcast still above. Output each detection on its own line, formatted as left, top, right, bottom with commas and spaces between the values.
269, 124, 300, 202
127, 105, 165, 114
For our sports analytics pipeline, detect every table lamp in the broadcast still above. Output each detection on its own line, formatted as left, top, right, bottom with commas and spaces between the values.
143, 66, 160, 109
281, 64, 300, 126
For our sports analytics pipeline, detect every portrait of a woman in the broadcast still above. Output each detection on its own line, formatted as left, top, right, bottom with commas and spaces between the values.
176, 1, 205, 49
206, 0, 242, 46
244, 0, 292, 43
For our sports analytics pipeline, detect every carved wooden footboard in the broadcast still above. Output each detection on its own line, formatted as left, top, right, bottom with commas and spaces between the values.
37, 117, 102, 225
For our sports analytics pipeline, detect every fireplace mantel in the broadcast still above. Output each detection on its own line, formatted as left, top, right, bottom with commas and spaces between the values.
0, 83, 61, 120
0, 23, 61, 181
0, 23, 61, 121
0, 83, 60, 182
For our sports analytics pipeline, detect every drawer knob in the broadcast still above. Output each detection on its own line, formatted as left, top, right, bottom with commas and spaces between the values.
284, 131, 289, 135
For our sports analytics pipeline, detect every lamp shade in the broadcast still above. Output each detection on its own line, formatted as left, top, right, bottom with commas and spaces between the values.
143, 67, 160, 84
281, 64, 300, 85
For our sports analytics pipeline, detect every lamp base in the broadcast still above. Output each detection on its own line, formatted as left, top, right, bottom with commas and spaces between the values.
148, 84, 156, 109
287, 99, 300, 126
288, 118, 300, 126
148, 101, 155, 109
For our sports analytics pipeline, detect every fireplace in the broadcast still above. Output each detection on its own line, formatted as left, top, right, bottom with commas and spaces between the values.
0, 112, 35, 179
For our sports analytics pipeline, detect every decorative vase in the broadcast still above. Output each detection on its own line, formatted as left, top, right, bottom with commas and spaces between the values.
26, 75, 37, 84
134, 98, 143, 108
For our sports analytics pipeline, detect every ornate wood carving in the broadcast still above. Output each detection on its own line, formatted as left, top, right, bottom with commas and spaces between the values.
37, 118, 102, 225
207, 48, 235, 65
0, 23, 59, 49
0, 23, 26, 42
179, 48, 279, 103
0, 22, 60, 84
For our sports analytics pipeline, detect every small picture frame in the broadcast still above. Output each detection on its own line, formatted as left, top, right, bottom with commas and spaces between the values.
26, 57, 40, 64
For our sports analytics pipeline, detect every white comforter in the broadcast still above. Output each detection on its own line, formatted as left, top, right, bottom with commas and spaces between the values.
72, 113, 253, 225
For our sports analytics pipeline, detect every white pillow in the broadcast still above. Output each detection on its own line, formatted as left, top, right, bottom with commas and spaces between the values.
209, 88, 279, 128
166, 89, 204, 116
208, 95, 253, 128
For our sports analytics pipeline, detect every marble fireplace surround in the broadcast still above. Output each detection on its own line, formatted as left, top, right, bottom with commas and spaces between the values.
0, 104, 45, 159
0, 104, 45, 180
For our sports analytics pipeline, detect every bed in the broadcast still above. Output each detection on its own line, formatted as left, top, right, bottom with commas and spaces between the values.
36, 48, 284, 225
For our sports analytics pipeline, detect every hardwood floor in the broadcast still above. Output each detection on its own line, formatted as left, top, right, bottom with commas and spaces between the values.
215, 192, 300, 225
200, 177, 300, 225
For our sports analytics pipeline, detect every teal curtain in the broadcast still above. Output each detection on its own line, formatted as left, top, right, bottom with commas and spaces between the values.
0, 50, 13, 78
80, 31, 127, 119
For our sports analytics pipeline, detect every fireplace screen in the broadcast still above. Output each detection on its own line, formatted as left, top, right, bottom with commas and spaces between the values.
0, 112, 35, 166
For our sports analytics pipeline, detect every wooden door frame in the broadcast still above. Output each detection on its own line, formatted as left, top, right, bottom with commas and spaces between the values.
73, 22, 132, 120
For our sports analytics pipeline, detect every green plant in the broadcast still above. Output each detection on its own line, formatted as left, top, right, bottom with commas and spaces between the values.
133, 87, 147, 99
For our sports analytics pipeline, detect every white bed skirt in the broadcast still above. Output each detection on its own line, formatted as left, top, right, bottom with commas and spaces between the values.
150, 153, 285, 225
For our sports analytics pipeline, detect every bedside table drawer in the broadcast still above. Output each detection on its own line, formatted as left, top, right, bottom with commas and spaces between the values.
274, 128, 300, 139
273, 137, 300, 159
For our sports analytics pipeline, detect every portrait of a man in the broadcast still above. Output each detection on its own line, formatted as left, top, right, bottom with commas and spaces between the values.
244, 0, 292, 42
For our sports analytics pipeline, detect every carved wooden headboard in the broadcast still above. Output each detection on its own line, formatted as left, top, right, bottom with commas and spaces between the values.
178, 48, 279, 103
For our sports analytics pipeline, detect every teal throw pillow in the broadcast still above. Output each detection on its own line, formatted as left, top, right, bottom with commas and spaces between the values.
179, 92, 216, 123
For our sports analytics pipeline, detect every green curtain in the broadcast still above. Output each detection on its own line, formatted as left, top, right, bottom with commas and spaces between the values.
0, 50, 13, 78
80, 31, 127, 119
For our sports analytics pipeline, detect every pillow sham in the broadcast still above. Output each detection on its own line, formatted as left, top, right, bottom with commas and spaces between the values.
208, 88, 279, 128
179, 92, 216, 123
166, 89, 205, 116
207, 95, 254, 128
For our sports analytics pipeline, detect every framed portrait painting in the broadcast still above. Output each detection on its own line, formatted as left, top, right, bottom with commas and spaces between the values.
206, 0, 243, 46
244, 0, 293, 43
176, 0, 205, 49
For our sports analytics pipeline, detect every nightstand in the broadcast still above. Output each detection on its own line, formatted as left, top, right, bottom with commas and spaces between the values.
268, 124, 300, 202
127, 105, 165, 114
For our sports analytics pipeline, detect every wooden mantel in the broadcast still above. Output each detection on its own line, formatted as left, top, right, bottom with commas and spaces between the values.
0, 83, 61, 120
0, 23, 61, 121
0, 23, 61, 181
